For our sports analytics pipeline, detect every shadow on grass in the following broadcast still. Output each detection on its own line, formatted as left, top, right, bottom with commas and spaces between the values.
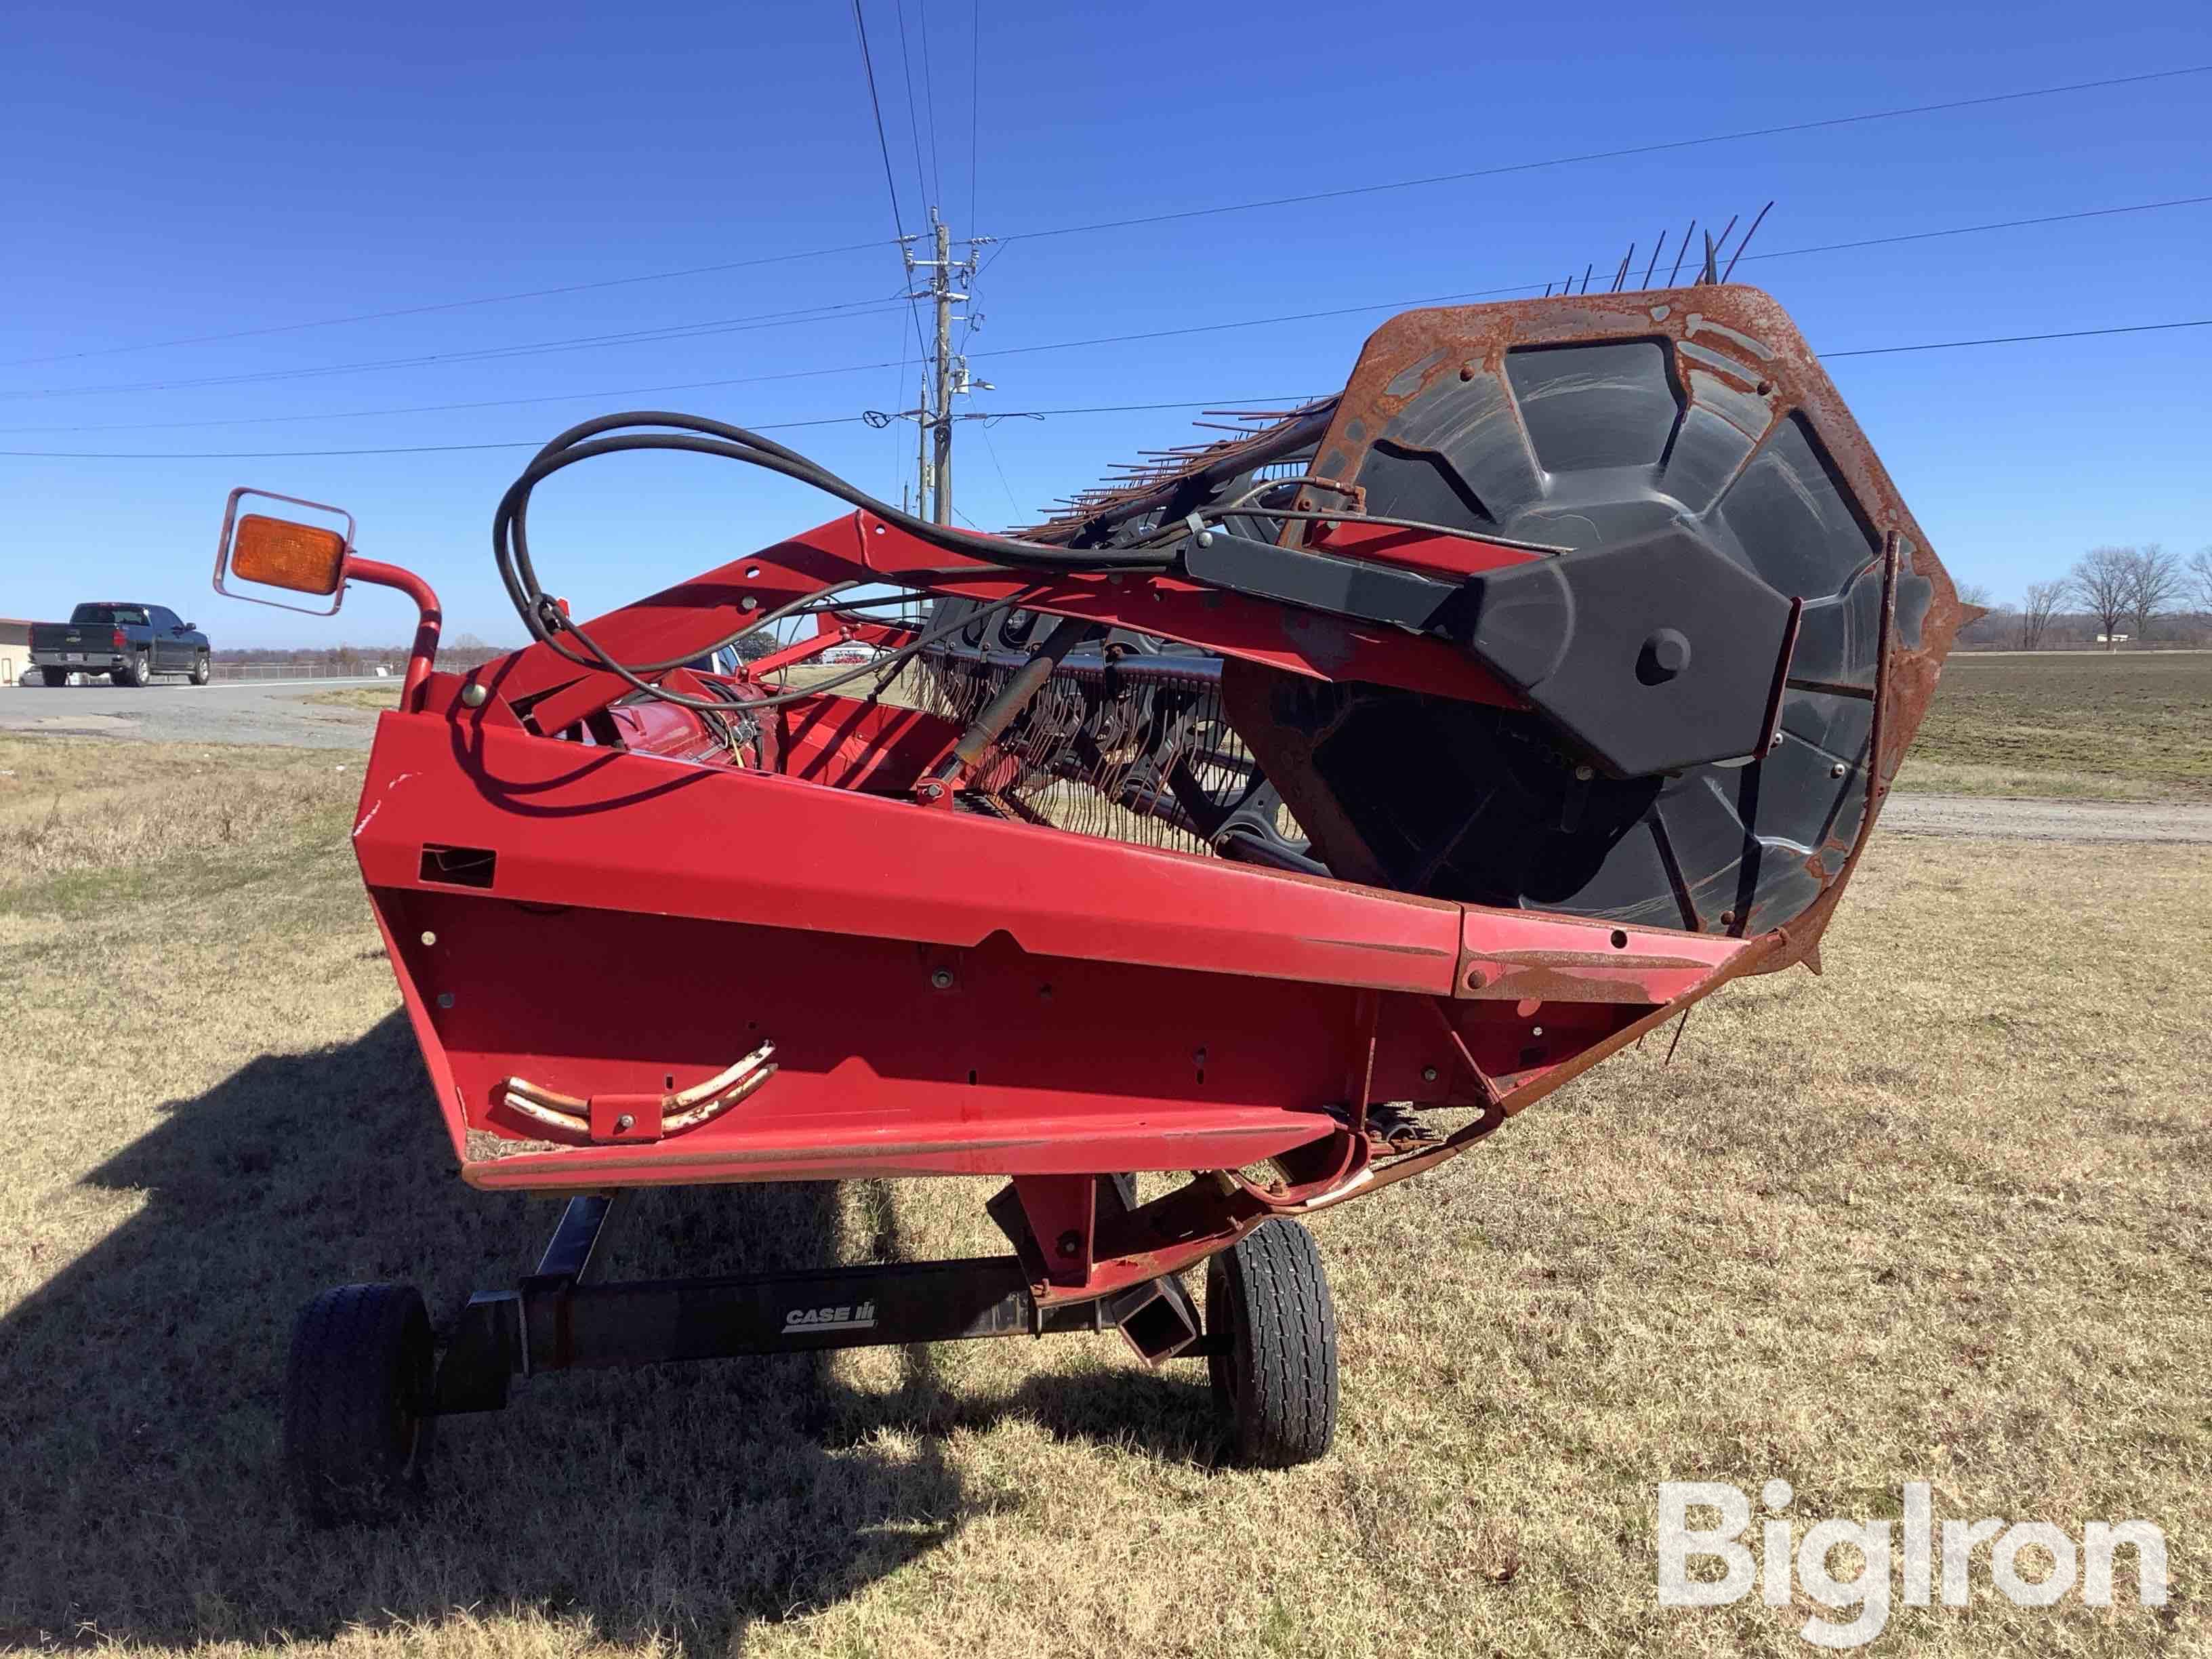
0, 1011, 1218, 1654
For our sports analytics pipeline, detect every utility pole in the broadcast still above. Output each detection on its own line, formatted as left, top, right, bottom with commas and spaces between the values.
903, 207, 985, 525
931, 213, 954, 525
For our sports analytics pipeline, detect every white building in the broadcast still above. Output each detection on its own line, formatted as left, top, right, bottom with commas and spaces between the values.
0, 618, 30, 686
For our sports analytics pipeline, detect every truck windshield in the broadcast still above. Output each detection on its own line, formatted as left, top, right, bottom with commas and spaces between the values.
69, 605, 149, 626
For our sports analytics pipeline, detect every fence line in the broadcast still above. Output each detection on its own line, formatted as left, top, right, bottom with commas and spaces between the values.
208, 655, 497, 682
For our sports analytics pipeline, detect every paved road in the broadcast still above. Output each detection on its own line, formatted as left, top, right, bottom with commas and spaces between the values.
7, 680, 2209, 844
1, 678, 386, 749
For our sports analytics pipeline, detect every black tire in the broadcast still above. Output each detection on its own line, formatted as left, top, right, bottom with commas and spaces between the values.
1205, 1218, 1338, 1467
39, 666, 71, 687
192, 653, 211, 686
115, 650, 152, 688
283, 1283, 434, 1525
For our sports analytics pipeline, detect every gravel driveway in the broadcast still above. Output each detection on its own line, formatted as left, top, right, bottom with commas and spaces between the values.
1881, 794, 2212, 845
1, 678, 384, 749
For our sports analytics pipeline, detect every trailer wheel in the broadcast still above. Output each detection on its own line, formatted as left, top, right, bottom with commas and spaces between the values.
283, 1283, 434, 1525
1205, 1218, 1338, 1467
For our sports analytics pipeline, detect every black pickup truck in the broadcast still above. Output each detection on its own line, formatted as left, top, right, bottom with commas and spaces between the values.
28, 603, 211, 687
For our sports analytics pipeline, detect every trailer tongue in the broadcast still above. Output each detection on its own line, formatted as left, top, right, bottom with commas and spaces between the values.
220, 284, 1966, 1520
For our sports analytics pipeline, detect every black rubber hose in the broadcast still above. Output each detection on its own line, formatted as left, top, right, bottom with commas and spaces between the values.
491, 413, 1179, 700
531, 583, 1036, 718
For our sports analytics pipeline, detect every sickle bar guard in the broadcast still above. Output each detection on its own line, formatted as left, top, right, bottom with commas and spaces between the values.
226, 286, 1965, 1501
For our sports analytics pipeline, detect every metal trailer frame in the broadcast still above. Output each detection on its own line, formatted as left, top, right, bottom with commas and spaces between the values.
432, 1177, 1209, 1422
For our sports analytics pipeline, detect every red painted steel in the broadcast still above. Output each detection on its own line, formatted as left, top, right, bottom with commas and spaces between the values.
338, 516, 1765, 1303
481, 514, 1530, 740
344, 556, 443, 710
244, 288, 1968, 1310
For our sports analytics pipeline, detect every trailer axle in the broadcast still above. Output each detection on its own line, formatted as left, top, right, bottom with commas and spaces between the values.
429, 1192, 1208, 1416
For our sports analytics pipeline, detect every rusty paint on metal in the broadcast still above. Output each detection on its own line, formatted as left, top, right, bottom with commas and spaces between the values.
1019, 400, 1340, 545
1303, 284, 1969, 975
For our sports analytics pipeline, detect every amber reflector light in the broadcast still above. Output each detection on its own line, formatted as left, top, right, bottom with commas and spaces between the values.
232, 514, 347, 596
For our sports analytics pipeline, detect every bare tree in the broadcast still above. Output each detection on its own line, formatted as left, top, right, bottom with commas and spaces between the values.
1950, 580, 2005, 644
2190, 546, 2212, 615
2020, 580, 2065, 650
2069, 548, 2135, 649
2123, 544, 2183, 642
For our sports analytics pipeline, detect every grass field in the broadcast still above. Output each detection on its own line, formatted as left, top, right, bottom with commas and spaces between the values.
1902, 652, 2212, 802
2, 730, 2207, 1657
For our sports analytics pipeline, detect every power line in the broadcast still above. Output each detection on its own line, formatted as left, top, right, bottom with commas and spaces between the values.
976, 417, 1021, 518
973, 262, 2203, 374
0, 366, 905, 436
891, 0, 935, 214
1734, 193, 2212, 272
853, 0, 935, 499
0, 15, 1057, 407
0, 396, 1322, 459
888, 309, 918, 506
957, 236, 1005, 354
1002, 64, 2212, 245
954, 194, 2212, 365
3, 191, 2205, 434
915, 0, 947, 211
0, 438, 549, 459
886, 5, 943, 531
1821, 317, 2212, 359
0, 241, 893, 371
967, 0, 981, 228
9, 61, 2204, 370
3, 308, 2207, 462
850, 0, 910, 241
0, 295, 908, 401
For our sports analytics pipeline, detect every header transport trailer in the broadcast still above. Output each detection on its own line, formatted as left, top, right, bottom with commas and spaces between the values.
216, 283, 1965, 1521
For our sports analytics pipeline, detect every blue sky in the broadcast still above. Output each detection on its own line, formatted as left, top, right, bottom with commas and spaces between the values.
1, 1, 2206, 647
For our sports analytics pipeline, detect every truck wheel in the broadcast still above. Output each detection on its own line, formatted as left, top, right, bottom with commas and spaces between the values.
192, 653, 211, 685
39, 667, 72, 687
283, 1283, 434, 1525
1206, 1218, 1338, 1467
115, 650, 151, 688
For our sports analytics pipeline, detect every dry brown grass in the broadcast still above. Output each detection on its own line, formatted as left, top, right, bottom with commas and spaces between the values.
0, 737, 362, 905
302, 685, 405, 712
2, 737, 2207, 1657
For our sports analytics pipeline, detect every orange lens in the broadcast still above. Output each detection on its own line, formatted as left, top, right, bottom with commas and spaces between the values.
232, 514, 347, 596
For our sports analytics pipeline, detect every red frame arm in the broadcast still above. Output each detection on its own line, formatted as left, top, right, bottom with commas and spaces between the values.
346, 555, 443, 712
472, 512, 1534, 737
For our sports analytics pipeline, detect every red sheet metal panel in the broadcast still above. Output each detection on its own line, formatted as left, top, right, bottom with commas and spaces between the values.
352, 711, 1467, 996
